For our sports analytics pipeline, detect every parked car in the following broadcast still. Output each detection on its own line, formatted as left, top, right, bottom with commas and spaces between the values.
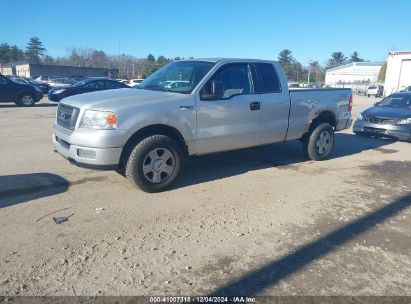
48, 77, 75, 88
34, 75, 52, 84
366, 85, 384, 98
0, 73, 43, 106
6, 76, 50, 94
28, 80, 50, 94
116, 79, 129, 85
128, 78, 144, 87
353, 92, 411, 141
304, 84, 320, 88
163, 80, 190, 89
48, 78, 129, 102
52, 58, 353, 192
7, 76, 30, 85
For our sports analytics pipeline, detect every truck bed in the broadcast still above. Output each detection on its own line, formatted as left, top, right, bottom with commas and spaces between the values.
286, 88, 353, 141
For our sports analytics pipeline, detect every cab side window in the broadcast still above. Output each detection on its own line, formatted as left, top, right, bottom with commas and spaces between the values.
201, 63, 254, 100
254, 63, 281, 93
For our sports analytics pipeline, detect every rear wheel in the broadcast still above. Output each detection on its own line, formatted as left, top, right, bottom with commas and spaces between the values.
18, 93, 35, 106
125, 135, 183, 192
303, 123, 335, 161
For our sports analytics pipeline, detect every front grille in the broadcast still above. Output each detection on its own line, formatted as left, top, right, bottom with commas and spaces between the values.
364, 127, 386, 134
57, 104, 79, 131
364, 116, 396, 125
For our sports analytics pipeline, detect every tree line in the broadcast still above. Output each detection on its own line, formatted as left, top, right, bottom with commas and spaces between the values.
277, 49, 367, 83
1, 37, 369, 82
0, 37, 181, 79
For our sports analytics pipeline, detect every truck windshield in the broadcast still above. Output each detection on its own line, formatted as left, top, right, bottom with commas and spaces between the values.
138, 61, 215, 94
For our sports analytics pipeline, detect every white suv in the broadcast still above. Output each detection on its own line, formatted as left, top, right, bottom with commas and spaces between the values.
367, 85, 384, 98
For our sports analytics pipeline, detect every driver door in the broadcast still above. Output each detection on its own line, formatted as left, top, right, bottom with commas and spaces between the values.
195, 63, 261, 155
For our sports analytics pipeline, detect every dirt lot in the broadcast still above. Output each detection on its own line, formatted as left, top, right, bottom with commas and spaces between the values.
0, 95, 410, 296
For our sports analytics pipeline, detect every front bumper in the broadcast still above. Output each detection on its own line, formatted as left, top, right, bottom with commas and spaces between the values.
34, 91, 43, 102
52, 123, 125, 169
48, 93, 61, 102
353, 119, 411, 141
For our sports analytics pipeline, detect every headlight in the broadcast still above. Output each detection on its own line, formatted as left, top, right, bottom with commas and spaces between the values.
53, 89, 66, 94
357, 113, 363, 120
397, 118, 411, 125
79, 110, 118, 129
34, 86, 42, 92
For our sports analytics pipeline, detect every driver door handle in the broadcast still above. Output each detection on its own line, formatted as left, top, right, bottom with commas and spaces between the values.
250, 101, 261, 111
179, 105, 194, 110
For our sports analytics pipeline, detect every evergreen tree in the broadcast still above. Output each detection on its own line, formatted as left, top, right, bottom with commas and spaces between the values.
25, 37, 46, 63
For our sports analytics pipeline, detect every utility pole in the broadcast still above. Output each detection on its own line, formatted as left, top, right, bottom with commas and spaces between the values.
307, 60, 313, 84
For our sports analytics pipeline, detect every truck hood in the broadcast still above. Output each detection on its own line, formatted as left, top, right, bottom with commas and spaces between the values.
60, 88, 179, 110
362, 106, 411, 119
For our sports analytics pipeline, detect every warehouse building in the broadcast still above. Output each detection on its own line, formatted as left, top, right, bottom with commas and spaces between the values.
0, 61, 27, 75
384, 50, 411, 95
325, 62, 384, 86
2, 62, 119, 79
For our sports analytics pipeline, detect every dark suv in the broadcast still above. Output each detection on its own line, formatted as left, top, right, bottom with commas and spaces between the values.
0, 74, 43, 106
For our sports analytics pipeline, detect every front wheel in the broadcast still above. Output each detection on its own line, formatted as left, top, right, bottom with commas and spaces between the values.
303, 123, 335, 161
18, 94, 36, 106
125, 135, 183, 192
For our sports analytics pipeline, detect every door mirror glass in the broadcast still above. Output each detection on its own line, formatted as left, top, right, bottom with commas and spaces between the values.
200, 80, 224, 100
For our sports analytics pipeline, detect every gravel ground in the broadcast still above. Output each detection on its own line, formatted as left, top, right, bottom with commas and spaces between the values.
0, 95, 410, 296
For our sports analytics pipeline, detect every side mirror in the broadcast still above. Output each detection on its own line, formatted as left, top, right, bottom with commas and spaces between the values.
201, 80, 224, 101
374, 101, 380, 106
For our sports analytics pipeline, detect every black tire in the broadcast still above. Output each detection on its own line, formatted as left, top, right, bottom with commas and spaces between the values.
125, 135, 183, 193
18, 93, 36, 107
368, 94, 370, 98
303, 123, 335, 161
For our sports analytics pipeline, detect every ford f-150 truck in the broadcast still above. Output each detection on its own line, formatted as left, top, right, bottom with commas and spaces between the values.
53, 59, 353, 192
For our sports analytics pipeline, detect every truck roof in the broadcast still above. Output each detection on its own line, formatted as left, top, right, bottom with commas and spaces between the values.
182, 58, 275, 63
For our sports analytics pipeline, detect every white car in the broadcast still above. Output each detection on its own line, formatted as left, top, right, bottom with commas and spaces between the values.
163, 80, 190, 89
48, 78, 74, 88
116, 79, 129, 85
366, 85, 384, 98
128, 79, 144, 87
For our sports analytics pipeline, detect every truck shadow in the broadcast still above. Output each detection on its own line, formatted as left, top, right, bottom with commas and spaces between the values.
208, 192, 411, 296
0, 102, 57, 108
0, 173, 69, 208
175, 133, 396, 189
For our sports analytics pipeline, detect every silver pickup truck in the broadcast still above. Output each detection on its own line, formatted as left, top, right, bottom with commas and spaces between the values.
53, 58, 353, 192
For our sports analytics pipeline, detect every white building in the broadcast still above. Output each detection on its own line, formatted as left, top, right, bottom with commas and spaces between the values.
325, 62, 384, 86
384, 51, 411, 95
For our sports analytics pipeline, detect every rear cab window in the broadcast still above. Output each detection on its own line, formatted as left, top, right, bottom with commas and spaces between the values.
253, 63, 282, 93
